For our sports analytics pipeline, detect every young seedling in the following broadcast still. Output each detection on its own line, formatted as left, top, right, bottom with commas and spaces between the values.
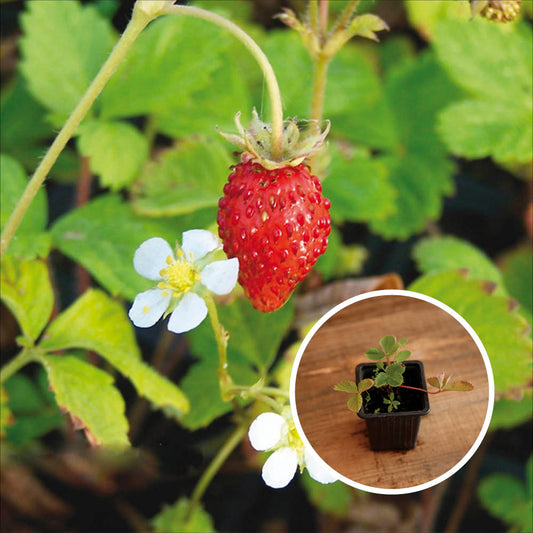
333, 335, 474, 413
383, 392, 400, 413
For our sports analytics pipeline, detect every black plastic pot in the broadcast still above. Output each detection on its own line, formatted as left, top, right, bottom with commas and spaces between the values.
355, 360, 430, 451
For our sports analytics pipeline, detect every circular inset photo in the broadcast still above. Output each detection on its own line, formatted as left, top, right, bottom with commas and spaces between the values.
290, 290, 494, 494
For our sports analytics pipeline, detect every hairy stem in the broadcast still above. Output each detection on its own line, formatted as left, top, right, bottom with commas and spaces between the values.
331, 0, 360, 33
205, 295, 233, 394
310, 54, 330, 125
0, 7, 152, 258
165, 4, 284, 160
0, 348, 40, 384
227, 385, 290, 400
186, 423, 247, 520
256, 393, 285, 412
261, 386, 290, 399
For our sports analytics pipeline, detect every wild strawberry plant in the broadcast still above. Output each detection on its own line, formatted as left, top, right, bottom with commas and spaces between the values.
334, 335, 474, 414
0, 0, 531, 530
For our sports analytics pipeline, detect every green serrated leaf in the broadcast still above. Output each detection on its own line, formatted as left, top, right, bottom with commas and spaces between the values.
77, 120, 149, 190
357, 378, 374, 393
324, 144, 395, 225
490, 390, 533, 431
368, 52, 462, 240
263, 31, 393, 146
50, 194, 215, 301
374, 372, 388, 387
152, 497, 214, 533
385, 363, 405, 387
100, 15, 228, 119
413, 236, 504, 289
1, 257, 53, 341
300, 471, 351, 518
433, 20, 532, 165
365, 347, 386, 361
40, 289, 189, 418
347, 395, 362, 412
380, 335, 396, 354
433, 20, 532, 105
155, 50, 252, 139
478, 470, 533, 531
395, 350, 411, 363
333, 381, 358, 393
1, 154, 49, 259
43, 354, 129, 448
20, 1, 115, 116
438, 100, 532, 164
410, 270, 532, 393
131, 137, 232, 216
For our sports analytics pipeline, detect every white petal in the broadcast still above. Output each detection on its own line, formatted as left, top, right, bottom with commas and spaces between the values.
200, 258, 239, 295
181, 230, 220, 262
262, 447, 298, 489
133, 237, 173, 280
128, 289, 171, 328
248, 413, 286, 451
304, 448, 338, 484
167, 292, 208, 334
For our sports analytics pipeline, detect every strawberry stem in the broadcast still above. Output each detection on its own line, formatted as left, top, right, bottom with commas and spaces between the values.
397, 384, 442, 395
165, 4, 284, 160
0, 4, 152, 258
185, 422, 247, 522
204, 295, 235, 399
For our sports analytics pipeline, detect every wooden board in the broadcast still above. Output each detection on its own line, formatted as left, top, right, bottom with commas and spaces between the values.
294, 294, 490, 490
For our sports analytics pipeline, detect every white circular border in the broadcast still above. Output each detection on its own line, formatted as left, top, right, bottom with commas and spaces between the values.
289, 289, 495, 495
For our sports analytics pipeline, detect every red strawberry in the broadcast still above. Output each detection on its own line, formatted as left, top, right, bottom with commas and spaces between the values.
217, 161, 331, 312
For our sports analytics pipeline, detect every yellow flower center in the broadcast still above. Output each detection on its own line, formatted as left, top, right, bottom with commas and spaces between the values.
158, 254, 200, 294
286, 422, 305, 456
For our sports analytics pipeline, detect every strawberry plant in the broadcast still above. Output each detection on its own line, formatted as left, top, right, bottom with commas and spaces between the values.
334, 335, 473, 414
0, 0, 531, 531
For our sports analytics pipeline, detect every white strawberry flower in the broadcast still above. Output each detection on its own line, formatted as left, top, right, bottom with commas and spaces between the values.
129, 230, 238, 334
248, 412, 338, 489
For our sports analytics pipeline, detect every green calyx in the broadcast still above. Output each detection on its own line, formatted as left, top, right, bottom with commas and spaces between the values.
218, 109, 330, 170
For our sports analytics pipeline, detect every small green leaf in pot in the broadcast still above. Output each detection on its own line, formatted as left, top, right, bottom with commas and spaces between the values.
395, 350, 411, 363
357, 378, 374, 393
347, 395, 362, 412
365, 347, 386, 360
374, 372, 389, 387
380, 335, 396, 354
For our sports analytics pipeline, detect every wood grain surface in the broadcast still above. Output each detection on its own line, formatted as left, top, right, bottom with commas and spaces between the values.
294, 294, 490, 490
